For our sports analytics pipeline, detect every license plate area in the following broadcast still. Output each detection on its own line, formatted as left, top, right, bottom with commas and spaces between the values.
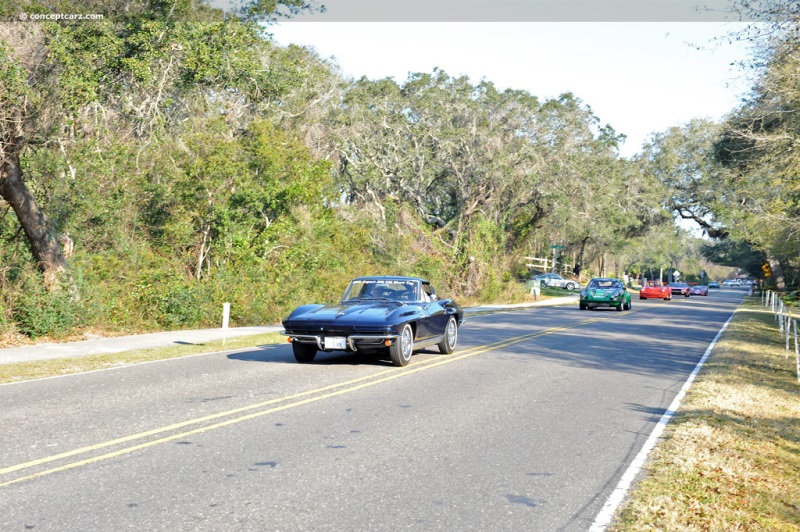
324, 336, 347, 350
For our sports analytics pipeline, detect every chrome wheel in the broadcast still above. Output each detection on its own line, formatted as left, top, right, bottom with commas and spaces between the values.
389, 324, 414, 366
438, 316, 458, 354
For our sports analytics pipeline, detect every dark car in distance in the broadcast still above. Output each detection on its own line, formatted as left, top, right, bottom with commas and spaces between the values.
668, 282, 691, 297
282, 276, 464, 367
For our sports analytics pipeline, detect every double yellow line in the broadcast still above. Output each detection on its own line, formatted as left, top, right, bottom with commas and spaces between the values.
1, 311, 625, 488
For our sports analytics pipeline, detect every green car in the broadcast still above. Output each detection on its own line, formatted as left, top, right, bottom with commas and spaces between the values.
579, 277, 631, 311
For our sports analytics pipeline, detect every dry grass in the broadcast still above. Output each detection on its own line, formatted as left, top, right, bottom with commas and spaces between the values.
0, 332, 285, 384
612, 301, 800, 531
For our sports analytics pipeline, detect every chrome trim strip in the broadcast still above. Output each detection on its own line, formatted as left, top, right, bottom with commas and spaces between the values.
283, 333, 401, 352
348, 334, 400, 340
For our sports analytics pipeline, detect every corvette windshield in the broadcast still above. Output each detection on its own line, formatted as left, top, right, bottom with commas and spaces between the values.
342, 280, 419, 302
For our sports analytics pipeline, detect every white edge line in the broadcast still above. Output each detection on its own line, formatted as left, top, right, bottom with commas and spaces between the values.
589, 311, 736, 531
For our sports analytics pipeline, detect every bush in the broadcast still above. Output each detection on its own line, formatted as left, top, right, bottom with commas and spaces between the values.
13, 288, 79, 339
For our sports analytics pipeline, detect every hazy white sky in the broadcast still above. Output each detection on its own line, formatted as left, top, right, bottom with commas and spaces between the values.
268, 21, 754, 158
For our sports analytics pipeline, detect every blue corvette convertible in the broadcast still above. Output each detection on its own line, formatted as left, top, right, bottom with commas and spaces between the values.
282, 276, 464, 366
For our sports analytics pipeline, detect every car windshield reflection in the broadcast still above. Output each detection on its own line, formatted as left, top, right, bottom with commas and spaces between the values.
343, 279, 420, 302
588, 280, 621, 289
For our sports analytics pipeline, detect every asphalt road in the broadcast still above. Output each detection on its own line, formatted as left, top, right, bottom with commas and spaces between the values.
0, 289, 745, 531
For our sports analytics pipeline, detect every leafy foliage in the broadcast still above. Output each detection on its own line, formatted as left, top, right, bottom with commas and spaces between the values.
1, 0, 770, 340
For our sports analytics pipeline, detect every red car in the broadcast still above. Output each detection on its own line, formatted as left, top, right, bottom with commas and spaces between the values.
689, 285, 709, 296
668, 282, 691, 297
639, 281, 672, 300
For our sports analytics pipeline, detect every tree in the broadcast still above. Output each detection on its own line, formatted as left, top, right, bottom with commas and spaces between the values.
0, 26, 71, 290
638, 118, 728, 239
708, 2, 800, 289
0, 0, 314, 290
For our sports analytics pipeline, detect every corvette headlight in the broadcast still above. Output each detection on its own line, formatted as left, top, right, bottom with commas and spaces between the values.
580, 290, 587, 298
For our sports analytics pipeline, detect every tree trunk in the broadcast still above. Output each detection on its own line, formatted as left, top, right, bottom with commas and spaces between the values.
573, 236, 589, 281
0, 149, 68, 291
766, 253, 786, 291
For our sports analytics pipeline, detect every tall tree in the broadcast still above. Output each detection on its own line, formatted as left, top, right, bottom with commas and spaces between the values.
0, 0, 313, 290
710, 2, 800, 289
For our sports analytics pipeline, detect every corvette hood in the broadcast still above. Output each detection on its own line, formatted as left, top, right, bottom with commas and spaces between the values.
286, 301, 414, 326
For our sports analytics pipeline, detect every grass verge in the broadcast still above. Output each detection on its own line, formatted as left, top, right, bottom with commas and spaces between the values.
611, 300, 800, 530
0, 332, 286, 385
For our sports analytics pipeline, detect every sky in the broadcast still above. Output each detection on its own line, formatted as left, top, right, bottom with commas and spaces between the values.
267, 20, 755, 158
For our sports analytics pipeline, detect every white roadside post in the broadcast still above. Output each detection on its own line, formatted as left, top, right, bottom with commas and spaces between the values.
530, 284, 540, 301
222, 302, 231, 346
794, 319, 800, 384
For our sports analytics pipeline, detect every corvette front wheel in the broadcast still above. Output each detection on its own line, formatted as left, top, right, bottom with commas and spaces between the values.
437, 316, 458, 354
390, 324, 414, 367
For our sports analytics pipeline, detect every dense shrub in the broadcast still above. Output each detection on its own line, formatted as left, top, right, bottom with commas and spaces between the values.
12, 285, 79, 339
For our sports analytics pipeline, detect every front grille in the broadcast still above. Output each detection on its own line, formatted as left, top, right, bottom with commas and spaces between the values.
284, 322, 395, 336
285, 326, 355, 335
321, 326, 353, 335
352, 327, 390, 334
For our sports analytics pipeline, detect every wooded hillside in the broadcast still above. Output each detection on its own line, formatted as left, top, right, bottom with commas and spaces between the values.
1, 0, 797, 341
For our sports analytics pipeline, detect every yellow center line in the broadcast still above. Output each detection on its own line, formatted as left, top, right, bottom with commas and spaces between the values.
1, 310, 633, 488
